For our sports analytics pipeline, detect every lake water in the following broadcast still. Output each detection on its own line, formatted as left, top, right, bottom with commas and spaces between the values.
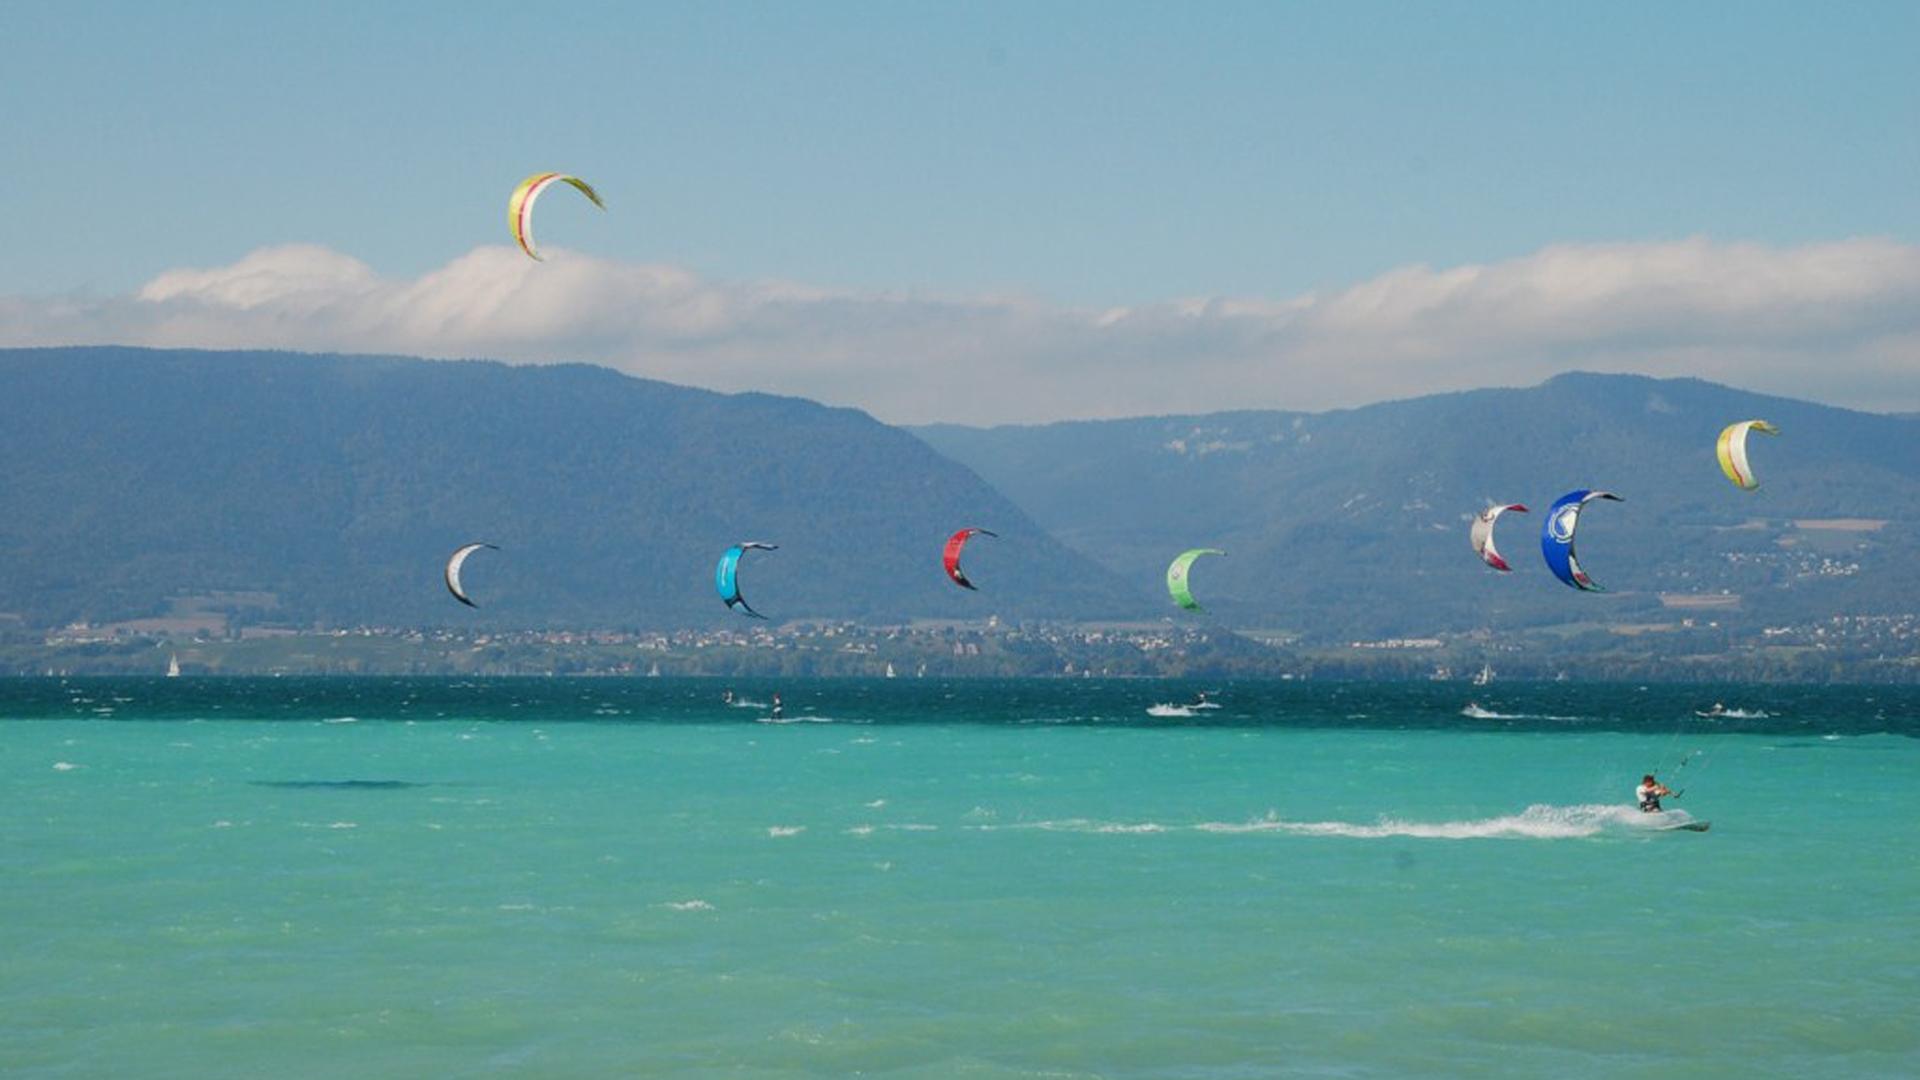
5, 678, 1916, 1077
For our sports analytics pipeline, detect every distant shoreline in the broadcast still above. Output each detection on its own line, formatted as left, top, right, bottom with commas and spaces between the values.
7, 622, 1916, 683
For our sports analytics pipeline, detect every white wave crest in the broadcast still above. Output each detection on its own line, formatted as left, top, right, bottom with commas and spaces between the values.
1009, 818, 1171, 835
1460, 705, 1585, 721
1146, 704, 1196, 718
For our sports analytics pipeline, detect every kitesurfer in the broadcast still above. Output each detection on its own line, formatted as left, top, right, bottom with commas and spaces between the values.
1189, 690, 1211, 707
723, 689, 734, 705
1636, 774, 1673, 813
770, 693, 784, 721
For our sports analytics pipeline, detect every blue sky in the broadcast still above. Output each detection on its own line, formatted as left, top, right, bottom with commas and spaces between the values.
4, 2, 1918, 421
7, 1, 1914, 301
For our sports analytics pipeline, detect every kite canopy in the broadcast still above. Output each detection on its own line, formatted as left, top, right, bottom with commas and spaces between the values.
508, 172, 605, 260
1470, 504, 1528, 572
716, 542, 777, 618
444, 542, 499, 608
1716, 420, 1779, 490
1166, 548, 1225, 611
1540, 490, 1622, 592
942, 527, 998, 590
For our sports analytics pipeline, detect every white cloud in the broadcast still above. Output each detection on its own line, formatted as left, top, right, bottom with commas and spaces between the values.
138, 244, 379, 311
4, 236, 1918, 423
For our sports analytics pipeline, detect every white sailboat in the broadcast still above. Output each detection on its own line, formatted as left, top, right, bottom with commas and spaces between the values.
1472, 663, 1494, 686
885, 662, 896, 679
166, 653, 181, 678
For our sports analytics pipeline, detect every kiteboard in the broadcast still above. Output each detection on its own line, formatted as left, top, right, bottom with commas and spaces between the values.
1653, 819, 1711, 832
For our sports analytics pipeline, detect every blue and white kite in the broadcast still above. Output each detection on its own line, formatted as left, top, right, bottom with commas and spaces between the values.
1540, 489, 1622, 592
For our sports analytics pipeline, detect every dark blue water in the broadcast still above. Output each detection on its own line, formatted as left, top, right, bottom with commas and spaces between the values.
6, 676, 1915, 735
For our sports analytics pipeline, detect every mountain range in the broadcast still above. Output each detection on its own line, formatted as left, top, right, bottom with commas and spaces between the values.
0, 347, 1143, 630
3, 347, 1916, 647
920, 372, 1920, 639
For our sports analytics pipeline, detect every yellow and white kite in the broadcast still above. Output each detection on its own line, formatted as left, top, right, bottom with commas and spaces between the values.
1715, 420, 1779, 490
507, 173, 604, 260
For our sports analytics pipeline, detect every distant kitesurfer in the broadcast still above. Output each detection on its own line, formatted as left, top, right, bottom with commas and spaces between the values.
1189, 690, 1211, 707
770, 693, 783, 721
1636, 774, 1673, 813
723, 689, 734, 705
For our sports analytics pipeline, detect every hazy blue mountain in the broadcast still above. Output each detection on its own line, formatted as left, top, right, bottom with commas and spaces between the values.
0, 347, 1150, 629
917, 374, 1920, 640
9, 348, 1916, 649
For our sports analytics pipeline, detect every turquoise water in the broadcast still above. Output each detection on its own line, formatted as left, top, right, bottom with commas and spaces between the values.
5, 678, 1917, 1078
